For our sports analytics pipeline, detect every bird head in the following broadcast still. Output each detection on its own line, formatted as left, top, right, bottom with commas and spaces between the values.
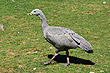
28, 9, 42, 16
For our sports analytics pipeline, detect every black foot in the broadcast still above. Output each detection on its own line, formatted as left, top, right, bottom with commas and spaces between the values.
62, 63, 70, 66
41, 61, 51, 65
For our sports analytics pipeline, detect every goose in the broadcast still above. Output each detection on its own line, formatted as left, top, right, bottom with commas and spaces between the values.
29, 9, 93, 66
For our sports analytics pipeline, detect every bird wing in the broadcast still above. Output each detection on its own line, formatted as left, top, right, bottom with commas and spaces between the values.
65, 28, 93, 52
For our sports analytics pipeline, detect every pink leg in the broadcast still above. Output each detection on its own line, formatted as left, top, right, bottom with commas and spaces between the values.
66, 50, 70, 65
41, 53, 58, 65
49, 53, 58, 62
62, 50, 70, 66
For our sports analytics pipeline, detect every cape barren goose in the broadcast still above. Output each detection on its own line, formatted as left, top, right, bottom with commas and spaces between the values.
29, 9, 93, 66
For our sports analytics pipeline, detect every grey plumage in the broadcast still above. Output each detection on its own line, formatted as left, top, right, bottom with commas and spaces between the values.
45, 26, 93, 53
29, 9, 93, 66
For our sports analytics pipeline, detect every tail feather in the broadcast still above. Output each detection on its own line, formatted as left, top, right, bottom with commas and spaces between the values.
79, 41, 93, 53
70, 33, 93, 53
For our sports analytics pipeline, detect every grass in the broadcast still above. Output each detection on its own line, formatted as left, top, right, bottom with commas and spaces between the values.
0, 0, 110, 73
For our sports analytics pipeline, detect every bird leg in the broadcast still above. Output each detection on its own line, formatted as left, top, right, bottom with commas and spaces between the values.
41, 53, 58, 65
62, 50, 70, 66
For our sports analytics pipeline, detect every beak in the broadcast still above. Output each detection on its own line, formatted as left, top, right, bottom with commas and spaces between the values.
27, 12, 33, 15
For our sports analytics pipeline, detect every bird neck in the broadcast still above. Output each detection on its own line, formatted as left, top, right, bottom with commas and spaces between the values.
38, 13, 48, 28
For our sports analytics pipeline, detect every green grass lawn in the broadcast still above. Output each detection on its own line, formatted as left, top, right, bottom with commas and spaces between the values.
0, 0, 110, 73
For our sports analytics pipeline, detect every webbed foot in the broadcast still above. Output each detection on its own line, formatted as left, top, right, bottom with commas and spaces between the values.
62, 63, 70, 66
41, 61, 51, 65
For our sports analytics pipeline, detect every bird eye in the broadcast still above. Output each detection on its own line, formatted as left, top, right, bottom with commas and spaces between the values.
34, 11, 36, 12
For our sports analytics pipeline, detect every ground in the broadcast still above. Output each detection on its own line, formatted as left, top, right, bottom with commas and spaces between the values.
0, 0, 110, 73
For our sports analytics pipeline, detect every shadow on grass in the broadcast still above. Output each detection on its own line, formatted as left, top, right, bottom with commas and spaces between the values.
48, 54, 95, 65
